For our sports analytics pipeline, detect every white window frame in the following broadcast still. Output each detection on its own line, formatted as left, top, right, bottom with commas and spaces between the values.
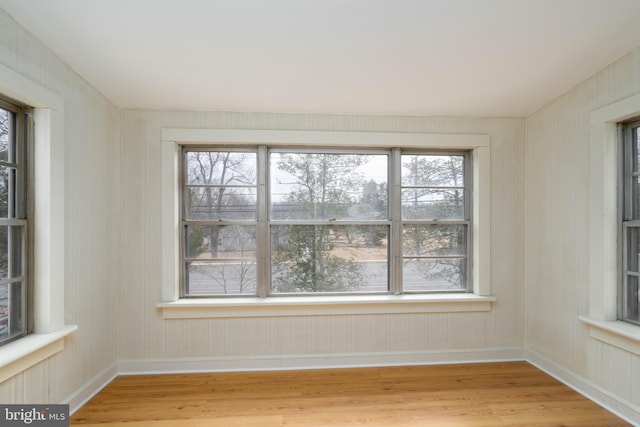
581, 93, 640, 356
159, 129, 494, 319
0, 64, 76, 382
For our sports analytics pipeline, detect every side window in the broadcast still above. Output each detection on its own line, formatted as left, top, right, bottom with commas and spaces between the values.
621, 119, 640, 325
0, 96, 30, 345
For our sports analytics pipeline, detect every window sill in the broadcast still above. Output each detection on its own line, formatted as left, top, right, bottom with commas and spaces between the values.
0, 325, 77, 383
157, 294, 496, 319
580, 316, 640, 356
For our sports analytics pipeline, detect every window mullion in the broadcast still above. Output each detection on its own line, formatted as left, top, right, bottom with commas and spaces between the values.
465, 150, 473, 291
256, 145, 268, 297
179, 148, 187, 297
390, 148, 402, 295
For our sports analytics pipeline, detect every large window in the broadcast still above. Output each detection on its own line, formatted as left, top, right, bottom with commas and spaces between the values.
0, 96, 30, 345
181, 146, 471, 297
621, 119, 640, 325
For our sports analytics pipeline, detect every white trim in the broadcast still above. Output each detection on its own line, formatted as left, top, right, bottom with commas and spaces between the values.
588, 120, 619, 321
0, 64, 63, 112
0, 325, 77, 383
33, 107, 66, 333
157, 294, 496, 319
161, 128, 490, 149
580, 316, 640, 357
118, 347, 524, 375
527, 348, 640, 426
161, 139, 180, 302
589, 94, 640, 322
0, 62, 75, 380
590, 93, 640, 126
473, 145, 491, 295
65, 361, 118, 415
161, 129, 492, 307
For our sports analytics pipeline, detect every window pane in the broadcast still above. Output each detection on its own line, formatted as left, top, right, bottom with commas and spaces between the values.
270, 152, 388, 220
634, 176, 640, 220
186, 261, 256, 295
185, 151, 256, 186
9, 226, 23, 278
271, 225, 388, 293
0, 284, 7, 340
401, 155, 464, 187
9, 281, 24, 335
635, 127, 640, 173
628, 227, 640, 273
0, 225, 24, 279
0, 108, 14, 163
624, 275, 640, 324
403, 224, 467, 257
0, 166, 15, 219
185, 187, 257, 220
0, 281, 25, 343
0, 226, 5, 278
186, 225, 256, 259
401, 189, 465, 220
403, 258, 466, 291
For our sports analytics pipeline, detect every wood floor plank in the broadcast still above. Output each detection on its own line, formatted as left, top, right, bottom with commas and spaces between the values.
74, 415, 285, 427
70, 362, 631, 426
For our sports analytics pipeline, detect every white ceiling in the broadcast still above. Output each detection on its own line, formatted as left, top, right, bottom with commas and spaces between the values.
2, 0, 640, 117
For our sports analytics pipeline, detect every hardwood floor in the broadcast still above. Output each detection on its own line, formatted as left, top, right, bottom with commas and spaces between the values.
70, 362, 631, 426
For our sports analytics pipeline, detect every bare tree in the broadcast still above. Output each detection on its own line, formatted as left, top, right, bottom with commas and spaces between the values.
196, 225, 256, 294
185, 151, 257, 294
186, 151, 255, 257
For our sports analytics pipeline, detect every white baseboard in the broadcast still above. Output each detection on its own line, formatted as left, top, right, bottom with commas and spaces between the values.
117, 347, 525, 375
63, 361, 118, 415
526, 349, 640, 426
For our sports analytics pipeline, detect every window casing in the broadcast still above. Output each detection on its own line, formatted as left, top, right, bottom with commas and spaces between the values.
180, 146, 471, 297
0, 96, 30, 346
621, 119, 640, 325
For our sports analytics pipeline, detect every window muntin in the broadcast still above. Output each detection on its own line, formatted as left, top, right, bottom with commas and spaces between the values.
622, 120, 640, 325
0, 97, 29, 346
181, 147, 471, 297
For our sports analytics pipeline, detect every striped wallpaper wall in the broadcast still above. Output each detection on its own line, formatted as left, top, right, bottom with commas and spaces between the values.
119, 111, 525, 364
0, 9, 120, 404
525, 47, 640, 410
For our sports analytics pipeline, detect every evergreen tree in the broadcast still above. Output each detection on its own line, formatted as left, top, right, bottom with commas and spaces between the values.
271, 153, 367, 293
